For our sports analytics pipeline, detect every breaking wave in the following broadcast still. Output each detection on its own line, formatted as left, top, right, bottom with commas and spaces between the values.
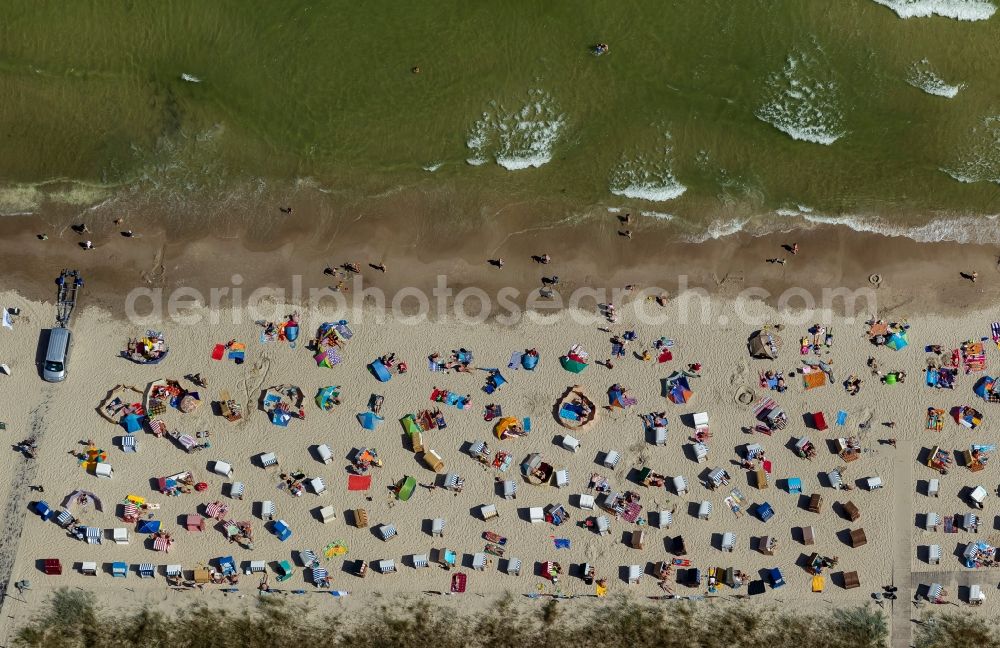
755, 47, 846, 145
871, 0, 996, 20
942, 115, 1000, 185
906, 59, 964, 98
608, 132, 687, 201
465, 89, 566, 170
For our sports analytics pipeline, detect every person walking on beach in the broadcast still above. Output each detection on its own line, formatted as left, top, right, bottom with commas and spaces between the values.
972, 271, 978, 283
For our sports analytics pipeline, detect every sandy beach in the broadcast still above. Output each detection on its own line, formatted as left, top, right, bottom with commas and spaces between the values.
1, 269, 1000, 645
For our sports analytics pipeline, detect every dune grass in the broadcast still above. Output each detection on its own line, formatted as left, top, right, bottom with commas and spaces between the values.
10, 588, 900, 648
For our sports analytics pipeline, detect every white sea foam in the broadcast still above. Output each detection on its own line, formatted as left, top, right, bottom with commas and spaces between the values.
609, 132, 687, 202
606, 207, 622, 213
465, 90, 565, 170
684, 218, 750, 243
422, 163, 443, 172
872, 0, 996, 20
942, 115, 1000, 185
906, 59, 964, 98
181, 73, 202, 83
640, 210, 675, 221
756, 48, 845, 145
802, 212, 1000, 244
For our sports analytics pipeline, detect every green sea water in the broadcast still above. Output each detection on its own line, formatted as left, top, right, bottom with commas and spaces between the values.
1, 0, 1000, 240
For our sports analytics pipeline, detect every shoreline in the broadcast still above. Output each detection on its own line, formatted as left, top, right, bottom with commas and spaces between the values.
0, 184, 998, 319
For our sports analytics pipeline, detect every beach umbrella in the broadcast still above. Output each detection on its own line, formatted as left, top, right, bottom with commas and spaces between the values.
122, 414, 143, 433
369, 359, 392, 382
359, 411, 384, 430
396, 476, 416, 501
608, 387, 625, 408
136, 520, 161, 534
315, 386, 341, 410
974, 376, 994, 399
886, 331, 908, 351
560, 356, 587, 373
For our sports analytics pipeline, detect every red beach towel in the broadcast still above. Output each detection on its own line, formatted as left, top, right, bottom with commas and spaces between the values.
211, 344, 225, 360
347, 475, 372, 491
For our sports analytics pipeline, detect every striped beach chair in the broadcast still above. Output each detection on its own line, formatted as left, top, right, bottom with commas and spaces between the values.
431, 518, 445, 537
85, 527, 102, 545
229, 482, 245, 500
148, 419, 167, 438
260, 500, 276, 520
55, 510, 75, 528
165, 564, 182, 578
377, 524, 398, 541
378, 559, 397, 574
411, 554, 429, 568
505, 557, 522, 576
300, 549, 319, 568
121, 435, 137, 453
138, 563, 155, 578
311, 566, 330, 587
309, 477, 326, 495
258, 452, 278, 468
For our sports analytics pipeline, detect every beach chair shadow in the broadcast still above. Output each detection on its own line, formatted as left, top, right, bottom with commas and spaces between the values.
307, 445, 326, 463
747, 579, 766, 596
915, 513, 927, 530
824, 439, 840, 454
916, 479, 930, 497
791, 527, 805, 544
682, 444, 699, 463
678, 413, 695, 429
954, 544, 969, 562
686, 502, 701, 519
794, 553, 812, 572
835, 529, 854, 546
625, 467, 643, 485
830, 572, 846, 589
915, 583, 930, 600
617, 565, 633, 583
993, 515, 1000, 531
831, 501, 848, 520
784, 437, 799, 456
917, 545, 932, 564
915, 447, 931, 468
710, 532, 723, 551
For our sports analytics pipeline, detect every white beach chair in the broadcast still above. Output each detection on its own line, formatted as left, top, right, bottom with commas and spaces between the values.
528, 507, 544, 523
80, 561, 98, 576
505, 557, 522, 576
309, 477, 326, 495
596, 515, 611, 535
112, 528, 128, 545
928, 478, 940, 498
411, 554, 429, 569
431, 517, 446, 537
721, 531, 736, 552
654, 427, 667, 446
212, 461, 232, 477
927, 544, 941, 565
472, 553, 487, 571
692, 442, 709, 463
318, 505, 336, 523
603, 450, 621, 469
555, 469, 569, 488
561, 435, 581, 452
94, 463, 113, 479
653, 510, 672, 529
258, 452, 278, 468
260, 500, 276, 520
378, 559, 397, 574
626, 564, 642, 584
672, 475, 688, 495
577, 493, 595, 510
698, 501, 712, 520
480, 504, 499, 520
502, 479, 517, 500
317, 444, 333, 464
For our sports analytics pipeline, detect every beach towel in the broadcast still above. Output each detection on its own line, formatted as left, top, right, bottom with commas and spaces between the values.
553, 538, 571, 549
211, 344, 225, 360
347, 475, 372, 491
428, 358, 443, 372
836, 411, 848, 426
1, 309, 12, 330
508, 352, 522, 369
